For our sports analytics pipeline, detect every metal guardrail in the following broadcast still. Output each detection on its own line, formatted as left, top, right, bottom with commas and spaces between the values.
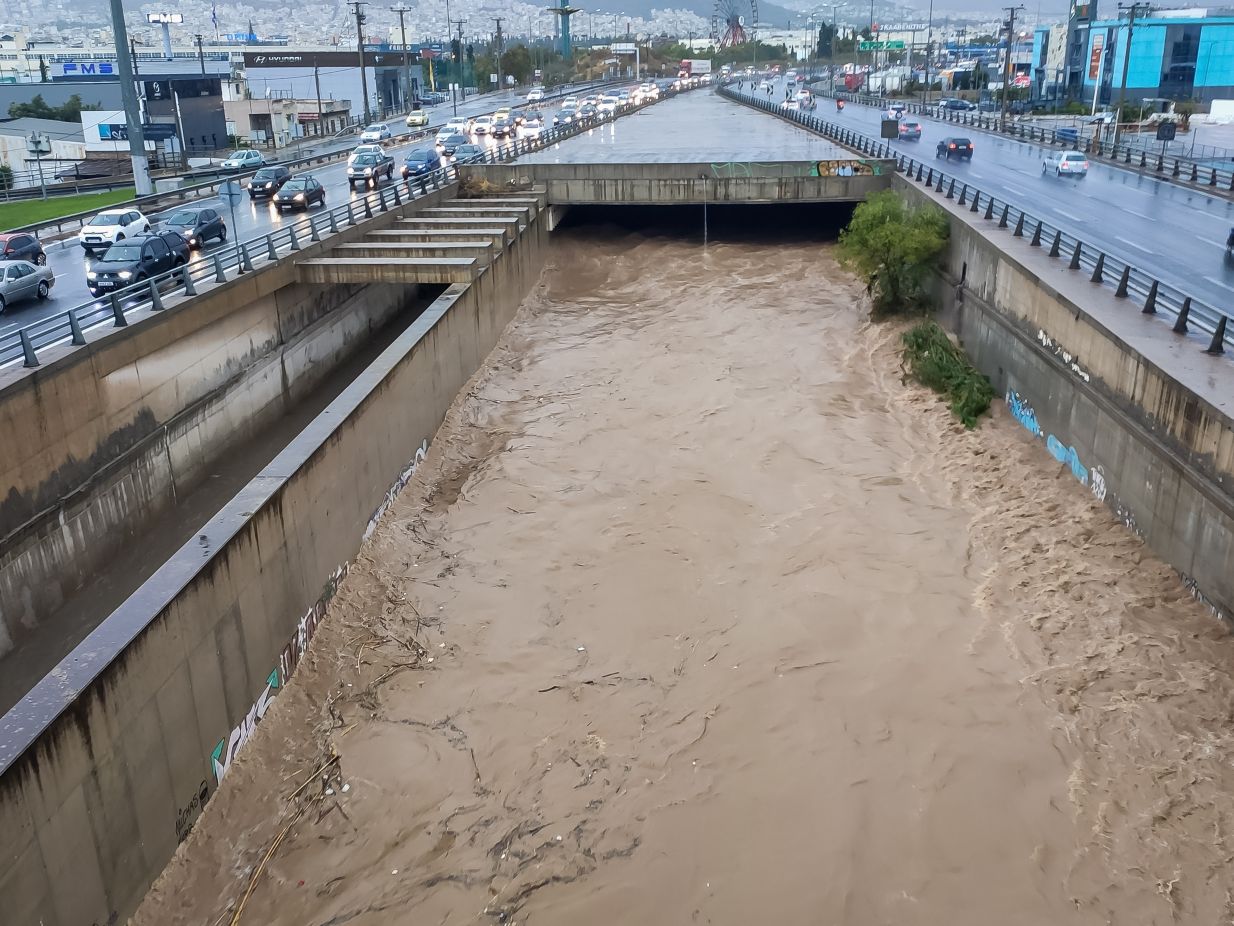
1, 85, 690, 371
828, 89, 1234, 194
5, 79, 622, 241
721, 85, 1230, 360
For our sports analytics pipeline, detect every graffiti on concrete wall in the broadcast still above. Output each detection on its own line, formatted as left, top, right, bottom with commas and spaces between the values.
1046, 434, 1089, 486
175, 779, 210, 843
365, 439, 429, 540
812, 159, 881, 177
206, 438, 431, 786
1037, 329, 1092, 383
1007, 389, 1042, 437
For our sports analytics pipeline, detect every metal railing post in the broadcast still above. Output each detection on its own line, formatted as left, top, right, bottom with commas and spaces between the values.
240, 242, 254, 273
19, 330, 38, 367
68, 308, 85, 345
110, 292, 127, 326
1090, 253, 1105, 284
288, 227, 301, 251
1142, 280, 1158, 314
267, 235, 279, 261
1174, 298, 1191, 333
149, 277, 165, 310
1206, 316, 1227, 355
1114, 266, 1130, 297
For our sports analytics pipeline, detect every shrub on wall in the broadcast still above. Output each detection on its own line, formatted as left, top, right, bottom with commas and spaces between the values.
837, 189, 949, 317
901, 321, 994, 428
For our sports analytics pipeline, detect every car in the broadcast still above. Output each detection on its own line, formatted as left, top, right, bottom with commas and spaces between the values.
452, 143, 485, 161
596, 95, 619, 115
785, 69, 797, 81
86, 236, 180, 298
937, 136, 974, 160
1043, 149, 1089, 177
640, 82, 659, 99
78, 209, 152, 253
511, 109, 531, 125
781, 99, 799, 111
898, 118, 922, 140
401, 147, 442, 178
577, 104, 598, 122
494, 107, 512, 121
249, 165, 291, 198
441, 119, 470, 137
0, 260, 53, 312
526, 87, 545, 102
520, 117, 545, 139
360, 122, 392, 142
406, 109, 430, 127
0, 232, 45, 265
347, 150, 396, 187
155, 229, 192, 265
888, 102, 906, 118
562, 96, 580, 108
553, 107, 578, 126
437, 132, 468, 156
1088, 111, 1115, 124
348, 143, 385, 165
940, 98, 974, 112
491, 115, 514, 137
759, 80, 774, 92
617, 89, 631, 103
272, 175, 326, 210
220, 149, 265, 171
471, 115, 494, 134
161, 207, 227, 248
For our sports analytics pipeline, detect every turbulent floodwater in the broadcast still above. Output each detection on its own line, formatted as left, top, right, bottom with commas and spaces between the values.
135, 230, 1234, 926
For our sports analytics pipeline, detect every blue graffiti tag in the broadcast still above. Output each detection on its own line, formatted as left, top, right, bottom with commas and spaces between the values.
1006, 389, 1042, 437
1046, 435, 1089, 486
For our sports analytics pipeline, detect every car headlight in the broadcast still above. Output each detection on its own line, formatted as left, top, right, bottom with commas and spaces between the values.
87, 271, 97, 280
295, 193, 305, 201
188, 238, 197, 245
118, 270, 133, 280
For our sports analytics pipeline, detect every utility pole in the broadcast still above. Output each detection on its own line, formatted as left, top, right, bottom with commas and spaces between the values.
130, 38, 141, 76
1114, 2, 1151, 146
452, 19, 466, 100
494, 17, 504, 92
195, 34, 206, 74
314, 64, 324, 135
924, 0, 933, 103
391, 4, 412, 110
350, 0, 371, 124
999, 4, 1024, 131
109, 0, 151, 195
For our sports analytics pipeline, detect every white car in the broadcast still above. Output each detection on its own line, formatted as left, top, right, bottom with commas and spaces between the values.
1043, 150, 1089, 177
596, 95, 618, 115
220, 148, 265, 172
640, 82, 659, 99
77, 208, 152, 253
442, 120, 470, 137
359, 122, 392, 142
348, 143, 385, 165
526, 87, 545, 102
562, 96, 580, 108
471, 115, 493, 134
520, 118, 545, 139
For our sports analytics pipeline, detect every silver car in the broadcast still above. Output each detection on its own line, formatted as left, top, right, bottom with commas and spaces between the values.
0, 259, 54, 312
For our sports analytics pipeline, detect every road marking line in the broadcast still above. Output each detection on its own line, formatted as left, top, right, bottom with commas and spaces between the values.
1053, 208, 1084, 223
1114, 235, 1156, 255
1203, 275, 1229, 288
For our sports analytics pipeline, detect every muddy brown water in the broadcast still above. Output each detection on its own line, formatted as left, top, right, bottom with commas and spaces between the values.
134, 230, 1234, 926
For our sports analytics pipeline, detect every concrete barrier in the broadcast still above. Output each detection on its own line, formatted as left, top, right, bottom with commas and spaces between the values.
459, 160, 896, 204
900, 175, 1234, 617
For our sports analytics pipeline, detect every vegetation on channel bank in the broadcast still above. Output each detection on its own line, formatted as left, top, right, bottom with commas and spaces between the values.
837, 189, 993, 428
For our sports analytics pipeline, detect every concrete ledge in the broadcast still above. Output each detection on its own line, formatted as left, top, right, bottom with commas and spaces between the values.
333, 241, 495, 261
296, 257, 477, 285
366, 227, 510, 245
458, 161, 895, 204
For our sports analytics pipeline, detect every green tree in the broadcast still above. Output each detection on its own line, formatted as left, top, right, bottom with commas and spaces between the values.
8, 93, 96, 121
501, 44, 533, 84
38, 56, 48, 82
0, 164, 13, 191
816, 23, 836, 58
837, 189, 949, 316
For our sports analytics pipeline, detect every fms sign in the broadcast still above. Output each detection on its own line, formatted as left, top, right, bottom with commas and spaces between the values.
53, 61, 116, 78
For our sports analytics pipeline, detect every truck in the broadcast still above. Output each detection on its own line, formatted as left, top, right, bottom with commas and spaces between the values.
678, 58, 713, 78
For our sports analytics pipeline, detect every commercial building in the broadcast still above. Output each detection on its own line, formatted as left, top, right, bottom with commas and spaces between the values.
1034, 6, 1234, 105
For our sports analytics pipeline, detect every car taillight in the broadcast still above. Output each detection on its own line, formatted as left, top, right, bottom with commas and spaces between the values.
949, 143, 956, 149
1082, 161, 1089, 169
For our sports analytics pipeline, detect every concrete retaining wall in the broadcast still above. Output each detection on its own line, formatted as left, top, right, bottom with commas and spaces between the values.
899, 176, 1234, 617
0, 186, 458, 657
0, 203, 547, 926
461, 160, 895, 204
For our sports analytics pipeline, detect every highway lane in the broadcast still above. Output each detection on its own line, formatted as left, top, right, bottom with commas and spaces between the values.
809, 85, 1234, 309
0, 82, 609, 338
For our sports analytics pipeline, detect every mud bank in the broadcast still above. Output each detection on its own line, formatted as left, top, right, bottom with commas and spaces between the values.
133, 231, 1234, 926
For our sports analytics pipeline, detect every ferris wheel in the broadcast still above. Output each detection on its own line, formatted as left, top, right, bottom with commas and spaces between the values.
712, 0, 757, 47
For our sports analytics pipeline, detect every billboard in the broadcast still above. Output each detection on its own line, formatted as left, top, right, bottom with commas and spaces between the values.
1088, 33, 1103, 78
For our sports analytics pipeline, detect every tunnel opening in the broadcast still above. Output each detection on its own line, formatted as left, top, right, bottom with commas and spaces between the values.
555, 202, 857, 243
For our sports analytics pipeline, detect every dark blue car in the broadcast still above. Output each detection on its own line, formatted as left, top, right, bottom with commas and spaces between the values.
401, 147, 441, 179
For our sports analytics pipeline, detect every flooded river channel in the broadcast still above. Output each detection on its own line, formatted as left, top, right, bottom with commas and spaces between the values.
135, 227, 1234, 926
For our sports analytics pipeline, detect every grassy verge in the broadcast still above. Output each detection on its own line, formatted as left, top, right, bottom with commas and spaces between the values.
0, 188, 137, 232
901, 321, 994, 428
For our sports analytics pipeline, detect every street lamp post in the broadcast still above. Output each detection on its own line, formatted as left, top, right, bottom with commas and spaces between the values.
1114, 2, 1150, 147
